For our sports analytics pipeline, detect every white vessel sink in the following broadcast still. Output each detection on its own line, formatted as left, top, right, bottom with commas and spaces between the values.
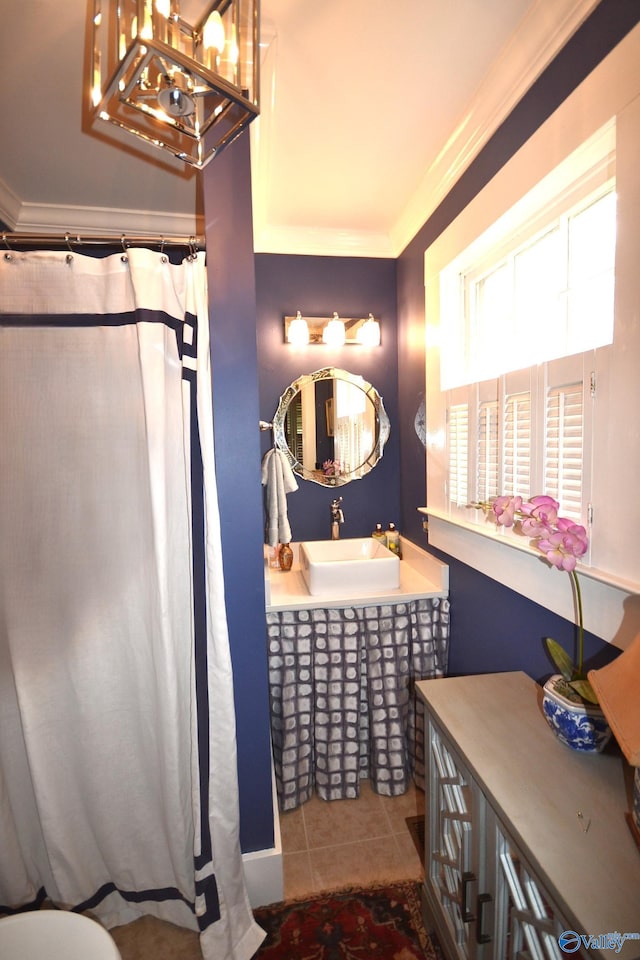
299, 537, 400, 596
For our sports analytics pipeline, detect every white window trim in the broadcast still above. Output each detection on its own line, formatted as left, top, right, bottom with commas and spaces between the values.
424, 32, 640, 651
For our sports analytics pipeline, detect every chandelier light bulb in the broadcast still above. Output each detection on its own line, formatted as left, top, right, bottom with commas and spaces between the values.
203, 11, 225, 53
228, 23, 239, 64
155, 0, 171, 17
140, 0, 153, 40
91, 49, 102, 106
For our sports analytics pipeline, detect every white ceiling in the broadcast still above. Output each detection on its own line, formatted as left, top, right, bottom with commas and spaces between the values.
0, 0, 599, 257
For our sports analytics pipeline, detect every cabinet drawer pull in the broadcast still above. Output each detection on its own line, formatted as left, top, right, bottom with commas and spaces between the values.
461, 871, 476, 922
476, 892, 492, 944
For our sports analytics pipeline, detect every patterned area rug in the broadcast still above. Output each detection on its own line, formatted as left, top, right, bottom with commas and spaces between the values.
251, 880, 442, 959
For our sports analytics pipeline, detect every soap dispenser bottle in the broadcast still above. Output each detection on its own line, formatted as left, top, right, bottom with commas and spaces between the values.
279, 543, 293, 571
372, 523, 386, 542
385, 522, 401, 557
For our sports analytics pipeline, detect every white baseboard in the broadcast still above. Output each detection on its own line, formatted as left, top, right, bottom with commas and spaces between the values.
242, 842, 283, 909
242, 764, 283, 908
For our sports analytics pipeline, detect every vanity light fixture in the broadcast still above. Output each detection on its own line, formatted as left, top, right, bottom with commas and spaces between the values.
284, 313, 382, 347
89, 0, 260, 169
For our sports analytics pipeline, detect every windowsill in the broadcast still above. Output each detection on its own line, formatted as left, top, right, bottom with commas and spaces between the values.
418, 507, 639, 594
418, 507, 640, 651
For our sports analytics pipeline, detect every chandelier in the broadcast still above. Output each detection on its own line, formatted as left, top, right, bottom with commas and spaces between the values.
90, 0, 260, 169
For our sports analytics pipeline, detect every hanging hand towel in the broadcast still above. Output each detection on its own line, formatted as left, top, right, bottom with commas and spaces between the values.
261, 448, 298, 546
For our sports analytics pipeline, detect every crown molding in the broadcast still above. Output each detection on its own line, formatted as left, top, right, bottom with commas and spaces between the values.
0, 176, 22, 230
0, 181, 201, 240
252, 222, 394, 259
390, 0, 601, 256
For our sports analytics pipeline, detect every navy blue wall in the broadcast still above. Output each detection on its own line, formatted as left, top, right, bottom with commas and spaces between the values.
254, 254, 400, 543
204, 134, 274, 854
437, 554, 619, 682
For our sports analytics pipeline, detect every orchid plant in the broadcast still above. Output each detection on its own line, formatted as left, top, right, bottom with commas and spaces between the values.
322, 459, 341, 477
472, 494, 597, 704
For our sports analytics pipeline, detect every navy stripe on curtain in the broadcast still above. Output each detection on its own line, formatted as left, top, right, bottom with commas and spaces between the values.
183, 357, 222, 930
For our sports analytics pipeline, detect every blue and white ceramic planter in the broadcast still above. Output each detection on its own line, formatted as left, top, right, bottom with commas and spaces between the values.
542, 675, 612, 753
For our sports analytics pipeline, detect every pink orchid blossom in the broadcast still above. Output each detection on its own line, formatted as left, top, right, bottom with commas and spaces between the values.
537, 519, 588, 571
468, 492, 595, 699
519, 495, 560, 537
490, 495, 522, 527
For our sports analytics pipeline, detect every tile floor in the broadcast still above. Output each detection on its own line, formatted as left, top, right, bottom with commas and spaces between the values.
279, 778, 425, 899
110, 779, 425, 960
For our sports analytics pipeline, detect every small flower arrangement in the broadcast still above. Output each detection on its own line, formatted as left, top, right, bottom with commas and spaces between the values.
471, 494, 597, 704
322, 459, 341, 477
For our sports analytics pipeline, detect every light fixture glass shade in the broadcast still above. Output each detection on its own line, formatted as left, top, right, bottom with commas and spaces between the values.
90, 0, 260, 169
356, 313, 381, 347
287, 310, 310, 346
322, 312, 346, 347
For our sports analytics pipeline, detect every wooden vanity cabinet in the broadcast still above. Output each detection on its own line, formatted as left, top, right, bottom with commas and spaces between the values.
416, 672, 640, 960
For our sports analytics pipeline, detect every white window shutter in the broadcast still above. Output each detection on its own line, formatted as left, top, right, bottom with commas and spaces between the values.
448, 403, 469, 506
478, 400, 499, 502
504, 392, 531, 497
545, 382, 583, 521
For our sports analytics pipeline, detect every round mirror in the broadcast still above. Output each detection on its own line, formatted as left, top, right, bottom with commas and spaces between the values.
272, 367, 390, 486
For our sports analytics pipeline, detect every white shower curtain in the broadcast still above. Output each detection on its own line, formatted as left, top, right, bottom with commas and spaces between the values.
0, 248, 264, 960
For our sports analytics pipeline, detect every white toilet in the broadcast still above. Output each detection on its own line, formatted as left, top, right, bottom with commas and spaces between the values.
0, 909, 122, 959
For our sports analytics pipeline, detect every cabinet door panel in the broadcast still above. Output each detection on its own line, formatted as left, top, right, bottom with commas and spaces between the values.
426, 718, 488, 959
493, 817, 580, 960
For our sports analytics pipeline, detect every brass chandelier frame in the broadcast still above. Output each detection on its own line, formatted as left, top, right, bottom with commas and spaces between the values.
90, 0, 260, 169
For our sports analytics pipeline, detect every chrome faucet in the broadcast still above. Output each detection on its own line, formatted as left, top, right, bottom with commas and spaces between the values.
330, 497, 344, 539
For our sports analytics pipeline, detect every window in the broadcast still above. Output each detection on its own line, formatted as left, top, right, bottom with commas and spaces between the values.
441, 184, 615, 391
439, 121, 616, 390
440, 122, 615, 531
424, 40, 640, 639
447, 364, 588, 525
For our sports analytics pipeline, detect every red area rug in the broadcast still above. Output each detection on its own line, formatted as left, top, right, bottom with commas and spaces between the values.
252, 880, 442, 959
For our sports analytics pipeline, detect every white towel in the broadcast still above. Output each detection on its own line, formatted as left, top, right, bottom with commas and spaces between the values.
261, 448, 299, 546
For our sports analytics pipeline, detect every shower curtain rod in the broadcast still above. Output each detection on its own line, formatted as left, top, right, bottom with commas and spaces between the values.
2, 231, 205, 252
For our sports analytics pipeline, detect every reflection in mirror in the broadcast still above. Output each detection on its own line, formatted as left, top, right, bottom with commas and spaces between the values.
272, 368, 390, 486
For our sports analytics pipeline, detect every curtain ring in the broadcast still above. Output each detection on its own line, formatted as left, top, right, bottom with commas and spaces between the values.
160, 237, 168, 264
2, 232, 13, 262
188, 236, 198, 261
64, 233, 74, 264
121, 235, 129, 263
